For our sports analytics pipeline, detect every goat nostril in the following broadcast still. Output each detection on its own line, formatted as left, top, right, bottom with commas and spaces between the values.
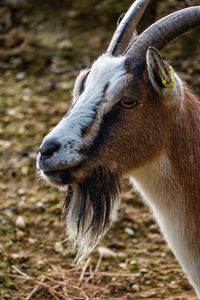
40, 140, 60, 157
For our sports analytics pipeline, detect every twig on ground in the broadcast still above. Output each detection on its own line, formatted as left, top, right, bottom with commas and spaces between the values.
25, 284, 40, 300
12, 265, 32, 280
79, 257, 91, 282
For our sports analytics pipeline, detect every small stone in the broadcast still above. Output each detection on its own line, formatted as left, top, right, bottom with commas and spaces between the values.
67, 10, 80, 18
16, 229, 25, 240
58, 39, 73, 50
11, 253, 20, 260
97, 246, 117, 258
20, 166, 29, 175
158, 283, 165, 287
36, 201, 44, 208
147, 233, 163, 243
4, 208, 14, 218
118, 262, 128, 270
149, 224, 159, 233
28, 238, 36, 244
37, 259, 46, 268
17, 188, 25, 195
54, 242, 64, 253
130, 259, 137, 265
7, 108, 17, 116
60, 81, 73, 90
23, 87, 32, 95
142, 291, 157, 297
118, 252, 126, 258
11, 250, 27, 260
131, 284, 140, 292
140, 268, 149, 274
124, 227, 135, 236
0, 140, 11, 149
132, 239, 138, 244
15, 216, 26, 229
22, 94, 30, 101
15, 72, 26, 80
145, 280, 152, 285
0, 216, 7, 225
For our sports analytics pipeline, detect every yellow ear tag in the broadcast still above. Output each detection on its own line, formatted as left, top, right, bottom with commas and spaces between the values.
160, 66, 175, 89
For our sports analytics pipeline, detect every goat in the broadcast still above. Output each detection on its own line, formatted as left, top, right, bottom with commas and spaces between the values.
37, 0, 200, 297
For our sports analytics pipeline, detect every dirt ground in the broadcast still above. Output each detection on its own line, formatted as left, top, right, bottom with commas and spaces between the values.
0, 0, 200, 299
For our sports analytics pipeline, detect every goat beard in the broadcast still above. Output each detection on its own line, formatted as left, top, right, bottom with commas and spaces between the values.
62, 165, 120, 263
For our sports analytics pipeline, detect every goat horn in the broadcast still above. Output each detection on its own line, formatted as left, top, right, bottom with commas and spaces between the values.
106, 0, 150, 56
125, 6, 200, 59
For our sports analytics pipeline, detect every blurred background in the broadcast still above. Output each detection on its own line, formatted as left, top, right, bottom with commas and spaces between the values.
0, 0, 199, 299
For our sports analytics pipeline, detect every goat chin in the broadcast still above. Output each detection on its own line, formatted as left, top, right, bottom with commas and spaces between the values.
62, 166, 120, 263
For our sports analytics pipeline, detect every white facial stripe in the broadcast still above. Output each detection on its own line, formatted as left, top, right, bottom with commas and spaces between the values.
48, 54, 126, 141
41, 54, 126, 168
84, 54, 125, 94
69, 54, 126, 132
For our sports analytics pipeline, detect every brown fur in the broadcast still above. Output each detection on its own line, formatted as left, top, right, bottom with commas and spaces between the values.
168, 87, 200, 252
66, 65, 200, 294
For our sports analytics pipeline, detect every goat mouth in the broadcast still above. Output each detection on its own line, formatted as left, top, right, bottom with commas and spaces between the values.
42, 165, 82, 185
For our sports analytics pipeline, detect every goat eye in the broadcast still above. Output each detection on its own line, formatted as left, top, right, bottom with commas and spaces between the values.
120, 99, 138, 109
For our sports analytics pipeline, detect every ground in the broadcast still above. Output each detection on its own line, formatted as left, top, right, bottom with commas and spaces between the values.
0, 1, 200, 299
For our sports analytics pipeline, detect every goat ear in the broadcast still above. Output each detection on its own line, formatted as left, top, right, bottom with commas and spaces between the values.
146, 47, 182, 102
